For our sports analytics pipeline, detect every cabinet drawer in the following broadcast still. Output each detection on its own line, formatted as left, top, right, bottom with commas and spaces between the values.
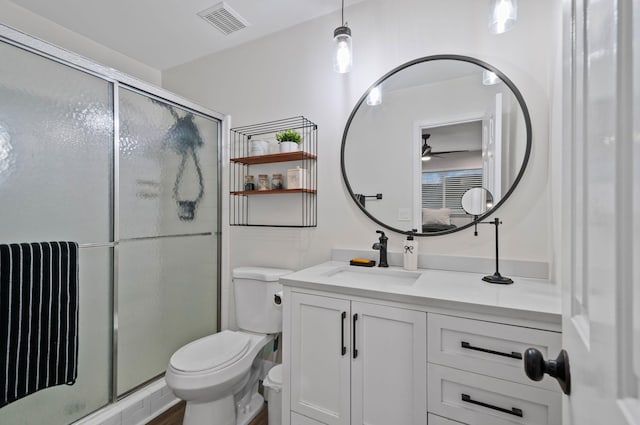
427, 313, 561, 390
291, 411, 326, 425
427, 364, 561, 425
428, 413, 467, 424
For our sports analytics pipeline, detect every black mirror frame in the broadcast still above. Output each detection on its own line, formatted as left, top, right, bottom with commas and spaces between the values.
340, 54, 533, 236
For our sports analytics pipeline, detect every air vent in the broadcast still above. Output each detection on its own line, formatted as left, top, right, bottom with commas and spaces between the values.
198, 2, 250, 35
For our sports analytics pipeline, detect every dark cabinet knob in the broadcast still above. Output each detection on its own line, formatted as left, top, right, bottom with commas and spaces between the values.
523, 348, 571, 395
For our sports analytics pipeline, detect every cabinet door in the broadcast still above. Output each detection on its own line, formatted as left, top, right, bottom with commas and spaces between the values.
291, 411, 327, 425
290, 292, 351, 425
351, 302, 427, 425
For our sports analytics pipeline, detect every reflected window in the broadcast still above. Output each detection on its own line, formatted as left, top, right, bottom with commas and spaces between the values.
422, 169, 483, 214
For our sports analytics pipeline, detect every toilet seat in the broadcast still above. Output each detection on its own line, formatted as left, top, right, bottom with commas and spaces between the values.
165, 331, 272, 404
170, 330, 251, 373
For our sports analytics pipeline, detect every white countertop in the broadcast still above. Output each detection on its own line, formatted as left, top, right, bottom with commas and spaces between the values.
280, 261, 562, 327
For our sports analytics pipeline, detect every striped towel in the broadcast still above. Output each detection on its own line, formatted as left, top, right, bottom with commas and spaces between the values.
0, 242, 79, 408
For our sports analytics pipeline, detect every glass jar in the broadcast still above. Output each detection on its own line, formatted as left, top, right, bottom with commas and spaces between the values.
271, 173, 283, 190
244, 175, 255, 191
257, 174, 270, 191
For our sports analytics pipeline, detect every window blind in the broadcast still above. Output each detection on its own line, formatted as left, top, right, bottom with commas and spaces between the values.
422, 169, 483, 214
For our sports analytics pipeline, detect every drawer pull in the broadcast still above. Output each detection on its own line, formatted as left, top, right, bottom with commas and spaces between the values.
461, 393, 523, 417
461, 341, 523, 360
341, 311, 347, 356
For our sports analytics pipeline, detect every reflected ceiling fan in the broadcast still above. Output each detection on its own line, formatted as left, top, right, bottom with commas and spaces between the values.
421, 134, 470, 161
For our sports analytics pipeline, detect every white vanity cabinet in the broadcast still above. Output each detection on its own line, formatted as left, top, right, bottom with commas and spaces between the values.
287, 291, 427, 425
281, 262, 563, 425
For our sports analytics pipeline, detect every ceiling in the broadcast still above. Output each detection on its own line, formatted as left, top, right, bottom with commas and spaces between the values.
10, 0, 364, 70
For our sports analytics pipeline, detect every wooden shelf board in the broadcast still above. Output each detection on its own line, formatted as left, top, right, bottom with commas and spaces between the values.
230, 151, 316, 165
230, 189, 317, 195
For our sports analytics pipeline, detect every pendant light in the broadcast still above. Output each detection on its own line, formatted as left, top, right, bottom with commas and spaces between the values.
482, 70, 500, 85
488, 0, 517, 34
333, 0, 352, 73
366, 86, 382, 105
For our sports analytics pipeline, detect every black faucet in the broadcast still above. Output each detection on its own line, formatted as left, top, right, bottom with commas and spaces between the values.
372, 230, 389, 267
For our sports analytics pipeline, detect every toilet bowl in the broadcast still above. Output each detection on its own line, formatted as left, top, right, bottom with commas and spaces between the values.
165, 267, 291, 425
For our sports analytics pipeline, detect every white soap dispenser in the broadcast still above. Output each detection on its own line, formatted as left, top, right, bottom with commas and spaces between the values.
403, 229, 418, 271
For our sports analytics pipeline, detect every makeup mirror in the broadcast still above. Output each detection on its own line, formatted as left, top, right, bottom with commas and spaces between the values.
461, 187, 494, 216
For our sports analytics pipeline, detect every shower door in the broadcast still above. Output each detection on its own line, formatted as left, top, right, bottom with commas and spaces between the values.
0, 37, 113, 425
0, 26, 221, 424
116, 87, 219, 396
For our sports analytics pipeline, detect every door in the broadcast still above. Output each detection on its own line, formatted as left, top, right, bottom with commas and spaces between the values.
350, 302, 426, 425
561, 0, 640, 423
290, 292, 351, 425
482, 93, 503, 203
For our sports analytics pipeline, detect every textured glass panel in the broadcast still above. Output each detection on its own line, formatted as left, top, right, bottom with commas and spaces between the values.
117, 235, 217, 395
0, 41, 113, 244
119, 89, 219, 239
0, 247, 112, 425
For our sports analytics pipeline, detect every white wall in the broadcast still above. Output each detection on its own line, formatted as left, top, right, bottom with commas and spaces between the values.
0, 0, 161, 85
548, 2, 565, 284
161, 0, 563, 326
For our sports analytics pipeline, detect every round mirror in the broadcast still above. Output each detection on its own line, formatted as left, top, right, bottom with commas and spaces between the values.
461, 187, 494, 216
340, 55, 531, 236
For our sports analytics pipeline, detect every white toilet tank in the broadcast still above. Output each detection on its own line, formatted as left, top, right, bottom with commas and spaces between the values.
233, 267, 292, 334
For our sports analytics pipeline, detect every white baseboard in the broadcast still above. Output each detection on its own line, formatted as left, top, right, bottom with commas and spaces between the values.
73, 378, 179, 425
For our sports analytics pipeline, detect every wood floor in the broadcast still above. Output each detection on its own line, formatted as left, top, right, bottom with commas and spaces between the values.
146, 401, 269, 425
146, 402, 185, 425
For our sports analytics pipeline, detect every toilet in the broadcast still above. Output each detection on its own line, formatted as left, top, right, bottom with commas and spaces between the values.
165, 267, 291, 425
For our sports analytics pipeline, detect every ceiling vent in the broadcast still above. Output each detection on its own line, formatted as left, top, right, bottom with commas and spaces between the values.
198, 2, 250, 35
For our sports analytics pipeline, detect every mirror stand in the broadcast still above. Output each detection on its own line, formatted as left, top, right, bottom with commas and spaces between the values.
462, 188, 513, 285
478, 217, 513, 285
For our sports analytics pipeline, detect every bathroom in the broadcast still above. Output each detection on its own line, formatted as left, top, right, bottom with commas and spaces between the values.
0, 0, 638, 424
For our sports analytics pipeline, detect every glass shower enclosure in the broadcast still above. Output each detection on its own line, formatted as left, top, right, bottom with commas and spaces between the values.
0, 25, 222, 425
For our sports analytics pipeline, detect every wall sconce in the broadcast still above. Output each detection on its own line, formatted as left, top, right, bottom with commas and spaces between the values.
488, 0, 517, 34
333, 0, 352, 73
366, 86, 382, 105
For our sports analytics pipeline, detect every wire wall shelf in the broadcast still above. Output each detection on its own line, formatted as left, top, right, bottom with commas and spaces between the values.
230, 116, 317, 227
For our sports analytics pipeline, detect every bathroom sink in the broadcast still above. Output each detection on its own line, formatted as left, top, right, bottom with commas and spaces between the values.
323, 266, 421, 286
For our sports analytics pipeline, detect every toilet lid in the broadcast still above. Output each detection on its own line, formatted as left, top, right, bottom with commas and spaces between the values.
170, 330, 251, 373
232, 267, 293, 281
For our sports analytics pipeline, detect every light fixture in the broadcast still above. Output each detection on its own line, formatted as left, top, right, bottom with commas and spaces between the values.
482, 70, 500, 85
421, 134, 432, 161
366, 86, 382, 105
333, 0, 352, 73
488, 0, 517, 34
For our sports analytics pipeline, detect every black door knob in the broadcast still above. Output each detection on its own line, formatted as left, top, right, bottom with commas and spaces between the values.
523, 348, 571, 395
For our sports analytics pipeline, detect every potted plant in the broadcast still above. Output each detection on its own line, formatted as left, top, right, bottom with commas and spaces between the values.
276, 129, 302, 152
